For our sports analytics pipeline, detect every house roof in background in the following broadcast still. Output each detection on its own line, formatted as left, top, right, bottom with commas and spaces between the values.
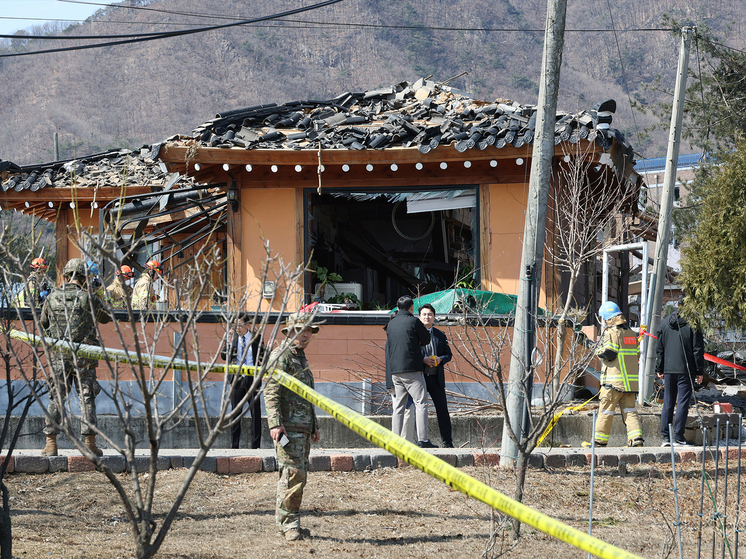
634, 153, 704, 174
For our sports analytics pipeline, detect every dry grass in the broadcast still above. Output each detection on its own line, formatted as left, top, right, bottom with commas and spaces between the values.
7, 462, 737, 558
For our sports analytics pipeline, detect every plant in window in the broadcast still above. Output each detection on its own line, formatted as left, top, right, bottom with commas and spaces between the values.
310, 261, 342, 302
326, 292, 362, 309
455, 259, 475, 289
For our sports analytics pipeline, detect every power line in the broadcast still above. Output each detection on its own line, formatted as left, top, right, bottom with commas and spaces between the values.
0, 17, 675, 41
57, 0, 674, 33
0, 16, 201, 28
0, 0, 345, 57
604, 0, 647, 163
59, 0, 245, 21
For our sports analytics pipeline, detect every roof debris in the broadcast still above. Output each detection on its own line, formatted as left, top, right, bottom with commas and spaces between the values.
180, 78, 630, 158
0, 145, 194, 194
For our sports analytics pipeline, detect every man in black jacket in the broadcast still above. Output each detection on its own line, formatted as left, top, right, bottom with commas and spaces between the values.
221, 313, 265, 449
385, 296, 436, 448
655, 294, 704, 447
419, 304, 454, 448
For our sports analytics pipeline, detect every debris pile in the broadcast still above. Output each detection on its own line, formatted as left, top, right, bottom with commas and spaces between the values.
184, 78, 631, 157
0, 145, 192, 194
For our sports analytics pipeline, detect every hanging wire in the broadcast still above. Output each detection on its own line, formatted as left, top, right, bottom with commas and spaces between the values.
698, 426, 708, 559
587, 409, 597, 559
603, 0, 645, 163
0, 0, 345, 57
722, 422, 732, 559
668, 425, 685, 559
694, 33, 713, 154
712, 417, 721, 559
734, 415, 742, 559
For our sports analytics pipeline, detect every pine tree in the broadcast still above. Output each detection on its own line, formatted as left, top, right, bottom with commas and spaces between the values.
679, 139, 746, 330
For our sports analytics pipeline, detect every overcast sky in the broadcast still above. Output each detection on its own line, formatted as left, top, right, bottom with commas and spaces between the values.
0, 0, 101, 36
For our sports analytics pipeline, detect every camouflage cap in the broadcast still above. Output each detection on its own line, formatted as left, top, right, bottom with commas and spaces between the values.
63, 258, 87, 279
281, 313, 323, 334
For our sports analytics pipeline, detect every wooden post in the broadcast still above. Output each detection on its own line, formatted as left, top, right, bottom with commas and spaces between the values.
54, 207, 68, 285
479, 183, 491, 290
226, 178, 243, 309
501, 0, 568, 469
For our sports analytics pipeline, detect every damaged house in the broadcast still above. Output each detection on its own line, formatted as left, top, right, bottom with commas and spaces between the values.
0, 77, 644, 408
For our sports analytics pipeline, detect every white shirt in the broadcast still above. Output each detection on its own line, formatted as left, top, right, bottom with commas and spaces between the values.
236, 333, 254, 367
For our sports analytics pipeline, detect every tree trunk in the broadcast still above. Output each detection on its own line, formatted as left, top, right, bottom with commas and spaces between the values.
552, 318, 567, 397
0, 481, 11, 559
510, 451, 530, 541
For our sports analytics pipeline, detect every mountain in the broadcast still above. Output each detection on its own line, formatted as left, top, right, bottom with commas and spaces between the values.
0, 0, 735, 166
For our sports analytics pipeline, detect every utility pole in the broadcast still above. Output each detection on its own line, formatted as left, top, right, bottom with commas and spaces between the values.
500, 0, 567, 469
642, 27, 694, 399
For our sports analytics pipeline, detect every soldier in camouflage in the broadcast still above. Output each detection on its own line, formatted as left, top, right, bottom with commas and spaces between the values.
265, 313, 322, 542
40, 258, 111, 457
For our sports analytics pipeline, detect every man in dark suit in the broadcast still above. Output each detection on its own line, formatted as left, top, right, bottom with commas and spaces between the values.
385, 296, 436, 448
221, 313, 264, 449
419, 304, 454, 448
655, 294, 704, 446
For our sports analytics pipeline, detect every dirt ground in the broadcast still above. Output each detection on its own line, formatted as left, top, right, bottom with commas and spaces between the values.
6, 461, 739, 559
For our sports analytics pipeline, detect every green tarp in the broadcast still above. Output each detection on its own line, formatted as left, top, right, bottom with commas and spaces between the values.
394, 289, 521, 315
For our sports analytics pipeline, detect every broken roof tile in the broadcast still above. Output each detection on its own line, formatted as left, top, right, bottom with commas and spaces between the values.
167, 78, 632, 163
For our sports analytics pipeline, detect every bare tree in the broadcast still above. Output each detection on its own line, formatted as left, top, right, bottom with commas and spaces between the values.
0, 214, 52, 559
451, 302, 595, 542
0, 224, 306, 559
546, 142, 639, 397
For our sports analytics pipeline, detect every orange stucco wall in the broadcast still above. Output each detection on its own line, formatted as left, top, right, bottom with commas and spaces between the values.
9, 321, 516, 384
484, 182, 527, 295
10, 318, 593, 392
483, 182, 550, 307
240, 188, 301, 311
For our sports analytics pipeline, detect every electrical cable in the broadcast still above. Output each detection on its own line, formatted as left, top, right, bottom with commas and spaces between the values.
0, 0, 345, 57
55, 1, 672, 33
1, 19, 676, 40
604, 0, 646, 166
0, 15, 221, 27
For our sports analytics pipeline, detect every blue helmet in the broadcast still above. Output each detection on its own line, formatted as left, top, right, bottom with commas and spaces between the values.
598, 301, 622, 321
86, 261, 99, 276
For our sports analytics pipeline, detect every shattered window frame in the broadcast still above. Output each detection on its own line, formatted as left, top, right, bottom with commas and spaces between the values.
303, 185, 480, 310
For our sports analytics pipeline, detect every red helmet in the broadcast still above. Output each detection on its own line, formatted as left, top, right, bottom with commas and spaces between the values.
117, 265, 135, 279
31, 257, 49, 270
145, 260, 163, 274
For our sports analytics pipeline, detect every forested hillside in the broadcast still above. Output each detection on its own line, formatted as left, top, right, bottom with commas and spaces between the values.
0, 0, 737, 165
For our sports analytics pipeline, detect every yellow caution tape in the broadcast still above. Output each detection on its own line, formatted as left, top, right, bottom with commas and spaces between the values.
536, 393, 598, 446
11, 328, 644, 559
272, 370, 645, 559
8, 329, 259, 376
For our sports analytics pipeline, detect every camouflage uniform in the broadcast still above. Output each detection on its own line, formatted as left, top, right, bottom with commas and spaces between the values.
40, 282, 111, 436
106, 277, 132, 309
265, 339, 318, 533
131, 274, 155, 310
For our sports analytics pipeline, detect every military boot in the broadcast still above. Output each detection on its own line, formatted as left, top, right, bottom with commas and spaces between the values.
85, 434, 104, 457
41, 434, 58, 456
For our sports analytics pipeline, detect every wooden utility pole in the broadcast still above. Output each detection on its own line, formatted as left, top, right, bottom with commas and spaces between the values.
641, 27, 694, 398
500, 0, 567, 468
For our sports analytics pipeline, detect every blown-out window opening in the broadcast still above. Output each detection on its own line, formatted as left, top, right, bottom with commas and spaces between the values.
305, 186, 479, 311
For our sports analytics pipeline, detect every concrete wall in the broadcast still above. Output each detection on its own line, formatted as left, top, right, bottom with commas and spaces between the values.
4, 411, 688, 450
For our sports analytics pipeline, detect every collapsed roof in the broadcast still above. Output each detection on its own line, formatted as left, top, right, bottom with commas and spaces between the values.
182, 77, 631, 162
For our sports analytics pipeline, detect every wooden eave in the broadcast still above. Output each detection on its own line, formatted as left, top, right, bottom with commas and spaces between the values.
0, 185, 156, 220
159, 139, 640, 193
